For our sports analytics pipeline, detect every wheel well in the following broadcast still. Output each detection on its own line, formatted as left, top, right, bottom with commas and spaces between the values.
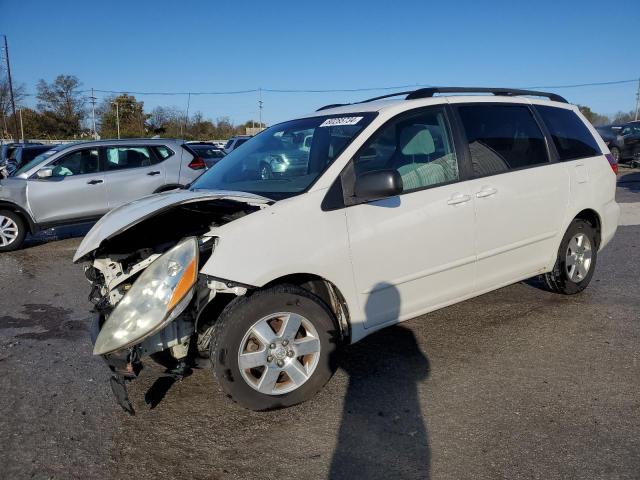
263, 273, 351, 342
0, 202, 35, 234
153, 184, 183, 193
574, 209, 601, 248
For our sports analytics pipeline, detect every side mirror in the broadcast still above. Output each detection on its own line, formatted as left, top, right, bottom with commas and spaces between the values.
354, 169, 403, 201
36, 167, 53, 179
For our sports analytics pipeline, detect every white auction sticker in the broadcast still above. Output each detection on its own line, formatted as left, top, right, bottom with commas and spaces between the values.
319, 116, 363, 127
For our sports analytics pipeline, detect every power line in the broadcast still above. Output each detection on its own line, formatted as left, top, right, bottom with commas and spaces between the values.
18, 78, 639, 98
524, 78, 638, 89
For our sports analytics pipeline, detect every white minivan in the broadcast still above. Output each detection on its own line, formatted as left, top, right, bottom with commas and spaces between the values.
74, 87, 620, 413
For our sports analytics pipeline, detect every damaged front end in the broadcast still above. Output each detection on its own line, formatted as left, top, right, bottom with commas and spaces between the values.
75, 190, 270, 413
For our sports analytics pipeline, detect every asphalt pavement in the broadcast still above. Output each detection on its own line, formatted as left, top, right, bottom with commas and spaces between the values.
1, 168, 639, 480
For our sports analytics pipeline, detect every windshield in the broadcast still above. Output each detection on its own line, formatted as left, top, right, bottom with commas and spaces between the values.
191, 113, 375, 199
13, 144, 69, 176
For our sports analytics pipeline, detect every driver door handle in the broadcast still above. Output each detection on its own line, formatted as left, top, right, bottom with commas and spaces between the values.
476, 186, 498, 198
147, 171, 161, 176
87, 179, 103, 185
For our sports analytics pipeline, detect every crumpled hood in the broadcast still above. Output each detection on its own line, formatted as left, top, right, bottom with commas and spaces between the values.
73, 189, 271, 262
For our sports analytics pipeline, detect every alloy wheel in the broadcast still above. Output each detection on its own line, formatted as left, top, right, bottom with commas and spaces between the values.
237, 312, 321, 395
0, 215, 19, 247
565, 232, 592, 282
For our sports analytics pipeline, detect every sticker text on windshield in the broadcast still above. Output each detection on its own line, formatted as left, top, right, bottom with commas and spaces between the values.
319, 116, 363, 127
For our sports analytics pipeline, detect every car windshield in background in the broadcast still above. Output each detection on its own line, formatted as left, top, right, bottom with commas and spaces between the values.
191, 146, 225, 159
13, 144, 70, 176
191, 113, 376, 199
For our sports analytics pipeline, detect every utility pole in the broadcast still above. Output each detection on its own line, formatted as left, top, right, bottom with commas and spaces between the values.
111, 101, 120, 139
258, 88, 263, 128
2, 35, 19, 142
89, 88, 97, 139
18, 108, 24, 142
634, 78, 640, 121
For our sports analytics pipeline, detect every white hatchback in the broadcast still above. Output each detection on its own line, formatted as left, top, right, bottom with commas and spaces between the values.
75, 87, 620, 413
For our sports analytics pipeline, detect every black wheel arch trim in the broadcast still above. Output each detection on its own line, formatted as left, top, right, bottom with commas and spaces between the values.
0, 201, 37, 233
153, 184, 184, 193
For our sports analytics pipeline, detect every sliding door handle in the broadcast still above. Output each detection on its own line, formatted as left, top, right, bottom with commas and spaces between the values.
87, 179, 103, 185
476, 186, 497, 198
447, 193, 471, 205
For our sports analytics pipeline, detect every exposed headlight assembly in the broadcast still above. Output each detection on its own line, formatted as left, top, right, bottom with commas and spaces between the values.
93, 237, 199, 355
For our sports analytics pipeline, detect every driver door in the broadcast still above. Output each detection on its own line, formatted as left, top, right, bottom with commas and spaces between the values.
27, 147, 108, 225
344, 106, 477, 329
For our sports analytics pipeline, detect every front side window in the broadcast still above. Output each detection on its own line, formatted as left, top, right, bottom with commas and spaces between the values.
49, 148, 100, 177
458, 104, 549, 177
535, 105, 600, 161
105, 146, 153, 170
351, 107, 459, 192
191, 113, 376, 199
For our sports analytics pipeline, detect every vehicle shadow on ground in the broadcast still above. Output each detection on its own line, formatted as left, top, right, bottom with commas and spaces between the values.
330, 283, 431, 480
22, 223, 94, 250
617, 170, 640, 194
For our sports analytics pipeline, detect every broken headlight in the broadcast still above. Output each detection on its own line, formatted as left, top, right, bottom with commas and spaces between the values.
93, 237, 198, 355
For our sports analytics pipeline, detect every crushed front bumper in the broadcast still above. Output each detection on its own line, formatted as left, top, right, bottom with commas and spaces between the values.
90, 313, 194, 415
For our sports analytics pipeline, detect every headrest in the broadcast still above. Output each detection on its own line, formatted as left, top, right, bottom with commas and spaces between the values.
400, 126, 435, 155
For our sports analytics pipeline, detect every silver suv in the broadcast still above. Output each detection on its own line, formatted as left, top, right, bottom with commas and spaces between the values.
0, 138, 203, 251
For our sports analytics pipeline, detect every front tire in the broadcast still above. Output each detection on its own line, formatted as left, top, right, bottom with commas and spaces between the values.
0, 210, 26, 252
210, 285, 339, 410
544, 219, 597, 295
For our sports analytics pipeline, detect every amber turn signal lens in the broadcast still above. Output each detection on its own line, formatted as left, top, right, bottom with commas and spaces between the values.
168, 257, 197, 312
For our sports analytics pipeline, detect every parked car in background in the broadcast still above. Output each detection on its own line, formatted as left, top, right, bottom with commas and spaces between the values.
74, 87, 619, 413
185, 143, 226, 169
596, 121, 640, 163
0, 138, 202, 251
210, 140, 227, 150
224, 135, 252, 154
6, 144, 57, 176
1, 142, 43, 163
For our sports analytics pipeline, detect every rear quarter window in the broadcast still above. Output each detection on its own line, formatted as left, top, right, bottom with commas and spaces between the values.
535, 105, 601, 161
152, 145, 174, 162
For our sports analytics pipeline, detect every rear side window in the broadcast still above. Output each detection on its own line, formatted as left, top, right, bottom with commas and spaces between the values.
152, 145, 173, 161
535, 105, 600, 161
105, 146, 154, 170
458, 104, 549, 177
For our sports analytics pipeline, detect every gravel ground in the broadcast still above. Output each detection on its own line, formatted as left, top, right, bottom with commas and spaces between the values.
1, 169, 639, 480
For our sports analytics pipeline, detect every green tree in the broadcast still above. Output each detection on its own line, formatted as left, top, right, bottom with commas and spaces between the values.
98, 94, 147, 138
578, 105, 611, 126
36, 75, 86, 138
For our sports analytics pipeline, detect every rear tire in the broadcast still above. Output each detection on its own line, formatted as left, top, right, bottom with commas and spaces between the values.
544, 219, 597, 295
0, 210, 26, 252
210, 284, 339, 411
609, 147, 621, 163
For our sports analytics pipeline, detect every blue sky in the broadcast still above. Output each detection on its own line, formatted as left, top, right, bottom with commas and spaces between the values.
1, 0, 638, 125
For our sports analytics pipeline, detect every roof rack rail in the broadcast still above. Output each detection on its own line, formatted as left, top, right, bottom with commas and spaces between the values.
316, 103, 350, 111
405, 87, 568, 103
316, 86, 567, 111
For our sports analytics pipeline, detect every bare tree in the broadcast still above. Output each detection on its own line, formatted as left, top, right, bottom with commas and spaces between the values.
36, 75, 86, 138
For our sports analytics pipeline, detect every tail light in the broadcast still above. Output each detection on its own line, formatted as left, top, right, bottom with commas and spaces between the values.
605, 153, 618, 174
188, 156, 206, 170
